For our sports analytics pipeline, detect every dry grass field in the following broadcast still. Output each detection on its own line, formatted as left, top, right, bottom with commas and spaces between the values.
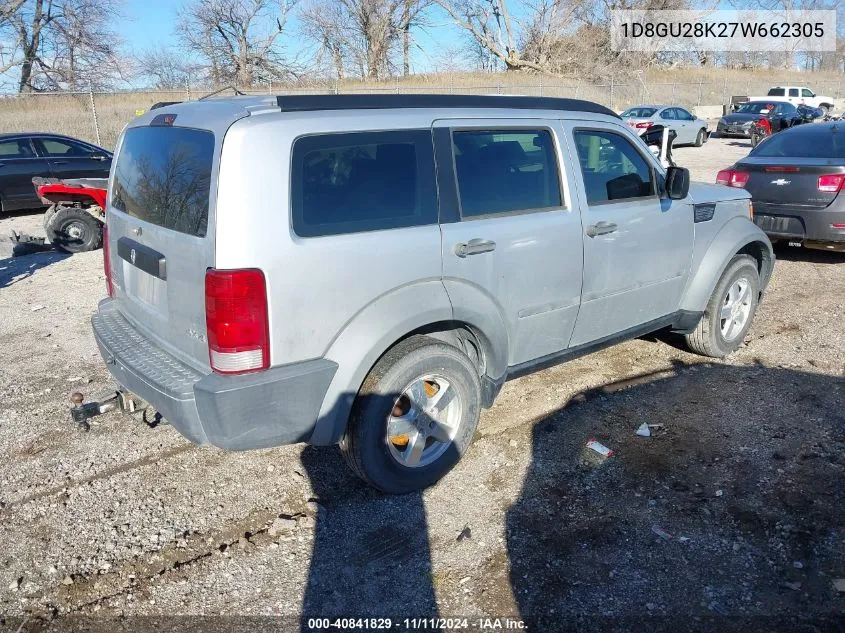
0, 68, 844, 149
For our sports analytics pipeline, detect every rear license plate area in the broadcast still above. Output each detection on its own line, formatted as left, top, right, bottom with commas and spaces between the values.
754, 214, 804, 236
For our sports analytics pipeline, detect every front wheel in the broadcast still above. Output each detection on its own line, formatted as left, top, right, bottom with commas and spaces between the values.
46, 206, 103, 253
685, 255, 760, 358
340, 336, 481, 494
694, 128, 707, 147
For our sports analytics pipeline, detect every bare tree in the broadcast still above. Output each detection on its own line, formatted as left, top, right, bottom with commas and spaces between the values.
137, 47, 205, 90
178, 0, 299, 87
300, 0, 429, 79
435, 0, 553, 72
0, 0, 123, 92
299, 0, 347, 78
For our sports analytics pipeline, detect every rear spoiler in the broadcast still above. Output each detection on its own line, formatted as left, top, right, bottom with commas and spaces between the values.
150, 101, 182, 110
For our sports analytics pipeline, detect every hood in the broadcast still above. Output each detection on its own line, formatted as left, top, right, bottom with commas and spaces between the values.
722, 112, 763, 124
687, 181, 750, 204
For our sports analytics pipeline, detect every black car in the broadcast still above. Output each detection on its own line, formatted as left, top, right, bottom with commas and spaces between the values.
716, 101, 803, 138
0, 133, 111, 212
717, 123, 845, 252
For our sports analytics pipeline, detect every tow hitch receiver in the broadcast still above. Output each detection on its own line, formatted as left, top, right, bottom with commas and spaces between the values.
69, 390, 142, 431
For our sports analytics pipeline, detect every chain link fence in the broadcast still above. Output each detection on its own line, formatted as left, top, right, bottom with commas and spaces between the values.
2, 77, 843, 148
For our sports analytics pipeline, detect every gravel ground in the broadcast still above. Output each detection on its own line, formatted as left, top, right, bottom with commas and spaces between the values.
0, 137, 844, 632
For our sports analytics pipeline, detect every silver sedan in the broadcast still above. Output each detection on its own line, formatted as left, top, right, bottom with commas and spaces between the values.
620, 105, 710, 147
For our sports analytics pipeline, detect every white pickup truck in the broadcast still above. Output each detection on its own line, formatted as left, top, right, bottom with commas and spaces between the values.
748, 86, 834, 113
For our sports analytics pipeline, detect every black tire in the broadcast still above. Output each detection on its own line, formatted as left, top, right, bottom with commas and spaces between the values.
685, 255, 760, 358
694, 128, 707, 147
340, 335, 482, 494
820, 104, 831, 116
46, 206, 103, 253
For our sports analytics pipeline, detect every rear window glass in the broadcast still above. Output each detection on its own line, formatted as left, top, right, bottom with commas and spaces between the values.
291, 130, 437, 237
112, 126, 214, 238
751, 127, 845, 159
621, 107, 657, 118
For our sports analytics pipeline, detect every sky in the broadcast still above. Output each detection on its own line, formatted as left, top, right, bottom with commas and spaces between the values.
121, 0, 469, 83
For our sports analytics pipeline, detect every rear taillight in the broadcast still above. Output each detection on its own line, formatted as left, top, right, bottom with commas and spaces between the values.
635, 122, 654, 129
716, 169, 750, 188
817, 174, 845, 193
204, 268, 269, 374
102, 224, 113, 297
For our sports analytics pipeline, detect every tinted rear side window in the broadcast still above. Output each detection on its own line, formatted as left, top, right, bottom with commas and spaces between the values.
291, 130, 437, 237
452, 129, 561, 217
112, 126, 214, 237
752, 127, 845, 159
768, 88, 785, 96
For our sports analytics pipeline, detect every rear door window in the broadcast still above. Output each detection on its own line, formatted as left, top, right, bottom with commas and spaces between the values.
111, 126, 214, 238
291, 130, 437, 237
574, 130, 655, 204
451, 129, 561, 217
36, 137, 96, 157
752, 127, 845, 158
789, 88, 799, 97
0, 138, 36, 158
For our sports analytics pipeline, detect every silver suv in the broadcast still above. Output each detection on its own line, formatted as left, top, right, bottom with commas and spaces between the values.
92, 95, 773, 493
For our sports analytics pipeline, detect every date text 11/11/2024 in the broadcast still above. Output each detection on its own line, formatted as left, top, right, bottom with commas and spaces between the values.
305, 617, 528, 630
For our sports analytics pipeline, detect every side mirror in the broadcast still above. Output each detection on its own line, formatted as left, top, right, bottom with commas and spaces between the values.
665, 166, 690, 200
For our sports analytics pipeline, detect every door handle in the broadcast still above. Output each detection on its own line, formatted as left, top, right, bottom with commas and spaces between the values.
455, 238, 496, 257
51, 160, 68, 165
585, 221, 618, 238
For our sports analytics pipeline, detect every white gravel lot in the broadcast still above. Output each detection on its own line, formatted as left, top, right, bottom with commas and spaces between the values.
0, 136, 843, 631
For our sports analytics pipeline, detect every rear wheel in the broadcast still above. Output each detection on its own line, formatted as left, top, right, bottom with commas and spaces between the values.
46, 206, 103, 253
685, 255, 760, 358
340, 336, 481, 494
694, 128, 707, 147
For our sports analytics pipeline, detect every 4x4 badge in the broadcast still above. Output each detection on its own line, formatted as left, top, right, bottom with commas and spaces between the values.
130, 248, 136, 264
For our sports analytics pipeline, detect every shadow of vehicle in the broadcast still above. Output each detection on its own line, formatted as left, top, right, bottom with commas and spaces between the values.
0, 249, 69, 289
506, 360, 844, 631
771, 242, 844, 263
299, 393, 440, 629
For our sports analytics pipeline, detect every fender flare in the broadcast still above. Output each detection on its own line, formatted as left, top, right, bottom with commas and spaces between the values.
679, 217, 774, 314
308, 278, 509, 445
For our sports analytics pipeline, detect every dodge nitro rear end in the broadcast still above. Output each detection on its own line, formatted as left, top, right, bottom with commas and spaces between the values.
90, 94, 772, 494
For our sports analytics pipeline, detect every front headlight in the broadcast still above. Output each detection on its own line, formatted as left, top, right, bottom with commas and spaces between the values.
718, 118, 727, 125
742, 120, 754, 128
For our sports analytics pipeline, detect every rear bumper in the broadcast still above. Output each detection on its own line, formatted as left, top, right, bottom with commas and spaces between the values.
752, 202, 845, 244
91, 299, 338, 450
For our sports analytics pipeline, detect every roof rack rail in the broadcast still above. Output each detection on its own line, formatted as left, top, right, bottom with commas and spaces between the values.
273, 94, 618, 118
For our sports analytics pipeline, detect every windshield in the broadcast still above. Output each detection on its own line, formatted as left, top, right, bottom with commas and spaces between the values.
621, 107, 657, 118
112, 126, 214, 238
752, 126, 845, 159
736, 103, 775, 114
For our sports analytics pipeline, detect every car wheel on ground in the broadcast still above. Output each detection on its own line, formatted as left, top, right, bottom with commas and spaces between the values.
685, 254, 760, 358
46, 205, 103, 253
340, 335, 482, 494
694, 128, 707, 147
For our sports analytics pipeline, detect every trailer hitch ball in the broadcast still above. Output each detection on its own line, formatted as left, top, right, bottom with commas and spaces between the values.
70, 392, 84, 406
